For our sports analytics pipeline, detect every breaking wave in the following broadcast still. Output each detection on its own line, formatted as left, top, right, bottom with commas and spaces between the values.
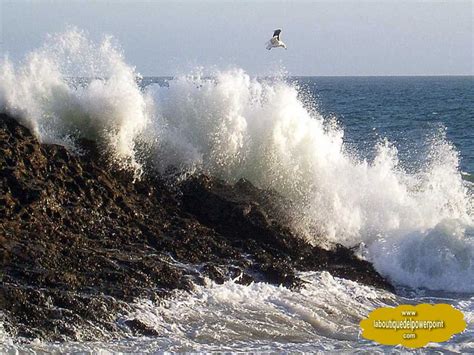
0, 29, 472, 291
0, 28, 153, 172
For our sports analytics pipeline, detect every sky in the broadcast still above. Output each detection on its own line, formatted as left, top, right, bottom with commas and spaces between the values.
0, 0, 472, 76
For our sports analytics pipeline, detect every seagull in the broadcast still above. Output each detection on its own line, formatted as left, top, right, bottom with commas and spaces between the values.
266, 29, 287, 50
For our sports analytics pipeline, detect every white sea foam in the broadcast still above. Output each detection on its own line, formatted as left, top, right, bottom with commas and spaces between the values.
0, 273, 397, 352
0, 29, 472, 291
119, 272, 395, 351
148, 71, 473, 291
3, 273, 472, 352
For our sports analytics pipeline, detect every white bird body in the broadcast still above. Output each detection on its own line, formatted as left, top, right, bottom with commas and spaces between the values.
266, 29, 287, 50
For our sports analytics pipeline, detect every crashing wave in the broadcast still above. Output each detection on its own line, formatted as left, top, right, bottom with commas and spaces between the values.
0, 29, 472, 291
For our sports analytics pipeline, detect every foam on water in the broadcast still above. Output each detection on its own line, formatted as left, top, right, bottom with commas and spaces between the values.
0, 29, 473, 292
2, 273, 472, 352
0, 273, 397, 352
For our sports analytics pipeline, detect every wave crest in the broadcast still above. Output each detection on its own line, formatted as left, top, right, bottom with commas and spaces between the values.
1, 29, 472, 291
0, 28, 151, 172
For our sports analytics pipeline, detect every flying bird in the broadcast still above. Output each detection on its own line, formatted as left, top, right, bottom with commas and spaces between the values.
266, 29, 287, 50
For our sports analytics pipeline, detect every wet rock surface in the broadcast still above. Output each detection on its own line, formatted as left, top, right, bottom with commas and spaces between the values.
0, 113, 393, 341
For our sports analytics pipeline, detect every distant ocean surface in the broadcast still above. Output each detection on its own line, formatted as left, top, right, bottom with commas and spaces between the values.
302, 76, 473, 175
0, 29, 472, 352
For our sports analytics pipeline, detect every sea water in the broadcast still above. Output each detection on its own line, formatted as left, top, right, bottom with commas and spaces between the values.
0, 29, 472, 352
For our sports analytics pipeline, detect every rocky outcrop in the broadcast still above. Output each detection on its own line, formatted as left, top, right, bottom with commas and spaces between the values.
0, 113, 393, 341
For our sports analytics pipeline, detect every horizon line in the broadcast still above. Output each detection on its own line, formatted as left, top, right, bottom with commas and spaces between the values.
140, 74, 474, 78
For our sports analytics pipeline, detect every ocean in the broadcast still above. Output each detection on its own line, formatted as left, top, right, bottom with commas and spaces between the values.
304, 76, 473, 175
0, 30, 473, 352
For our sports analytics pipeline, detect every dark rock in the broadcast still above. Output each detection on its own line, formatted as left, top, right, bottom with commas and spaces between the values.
0, 112, 393, 342
123, 319, 160, 336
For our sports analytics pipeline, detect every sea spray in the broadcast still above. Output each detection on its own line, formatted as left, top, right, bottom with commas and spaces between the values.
147, 71, 473, 291
0, 29, 152, 172
0, 29, 472, 291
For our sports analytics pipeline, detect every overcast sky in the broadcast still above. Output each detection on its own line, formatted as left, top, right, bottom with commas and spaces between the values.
0, 0, 472, 76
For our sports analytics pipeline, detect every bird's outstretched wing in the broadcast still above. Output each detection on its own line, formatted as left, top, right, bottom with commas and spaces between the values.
273, 29, 281, 40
